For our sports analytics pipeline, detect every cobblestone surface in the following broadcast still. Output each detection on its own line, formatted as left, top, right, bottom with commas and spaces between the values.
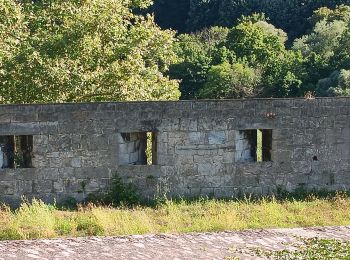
0, 226, 349, 260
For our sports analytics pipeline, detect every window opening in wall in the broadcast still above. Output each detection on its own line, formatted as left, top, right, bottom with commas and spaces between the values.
235, 129, 272, 162
0, 135, 33, 168
119, 132, 157, 166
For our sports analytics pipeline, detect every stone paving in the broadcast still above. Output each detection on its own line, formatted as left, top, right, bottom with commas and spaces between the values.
0, 226, 349, 260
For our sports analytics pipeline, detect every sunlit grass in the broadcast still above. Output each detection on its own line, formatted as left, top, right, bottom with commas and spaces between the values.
0, 194, 349, 240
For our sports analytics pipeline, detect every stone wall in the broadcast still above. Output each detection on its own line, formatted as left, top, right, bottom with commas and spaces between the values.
0, 98, 349, 205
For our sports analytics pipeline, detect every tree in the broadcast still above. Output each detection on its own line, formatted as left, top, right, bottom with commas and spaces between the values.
293, 20, 347, 62
316, 69, 350, 96
199, 62, 261, 99
186, 0, 349, 40
0, 0, 180, 104
227, 19, 287, 67
310, 4, 350, 25
262, 50, 304, 97
168, 27, 231, 99
293, 6, 350, 93
0, 0, 27, 63
332, 29, 350, 70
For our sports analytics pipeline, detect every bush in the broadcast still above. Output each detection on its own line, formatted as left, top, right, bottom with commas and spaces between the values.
86, 174, 140, 207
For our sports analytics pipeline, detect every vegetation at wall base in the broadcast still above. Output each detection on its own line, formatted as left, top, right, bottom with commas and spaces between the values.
0, 191, 350, 241
84, 175, 141, 208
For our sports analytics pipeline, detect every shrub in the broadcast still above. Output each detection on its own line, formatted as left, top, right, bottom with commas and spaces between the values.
86, 174, 140, 207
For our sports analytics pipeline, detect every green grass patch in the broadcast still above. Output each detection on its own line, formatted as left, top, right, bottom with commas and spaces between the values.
258, 238, 350, 259
0, 193, 350, 240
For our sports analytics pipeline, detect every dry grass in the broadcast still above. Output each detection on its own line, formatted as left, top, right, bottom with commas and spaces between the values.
0, 194, 350, 240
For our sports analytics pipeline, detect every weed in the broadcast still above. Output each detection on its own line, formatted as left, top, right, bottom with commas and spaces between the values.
86, 174, 140, 207
260, 238, 350, 259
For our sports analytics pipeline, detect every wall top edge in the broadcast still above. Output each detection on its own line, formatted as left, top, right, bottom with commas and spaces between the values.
0, 96, 348, 109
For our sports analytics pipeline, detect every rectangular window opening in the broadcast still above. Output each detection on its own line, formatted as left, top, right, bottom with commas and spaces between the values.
119, 131, 157, 166
0, 135, 33, 169
235, 129, 272, 163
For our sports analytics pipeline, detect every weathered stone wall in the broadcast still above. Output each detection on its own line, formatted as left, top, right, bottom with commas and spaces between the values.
0, 98, 349, 205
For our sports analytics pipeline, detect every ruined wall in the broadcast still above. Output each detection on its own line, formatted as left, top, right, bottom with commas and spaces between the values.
0, 98, 349, 205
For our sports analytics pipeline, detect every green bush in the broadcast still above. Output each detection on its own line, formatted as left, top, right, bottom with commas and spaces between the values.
86, 174, 140, 207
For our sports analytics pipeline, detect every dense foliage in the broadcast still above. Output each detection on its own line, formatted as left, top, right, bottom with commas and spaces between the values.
169, 5, 350, 99
153, 0, 349, 38
1, 1, 350, 102
0, 0, 180, 103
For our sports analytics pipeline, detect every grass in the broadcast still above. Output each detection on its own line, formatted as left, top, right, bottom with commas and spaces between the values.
0, 193, 350, 240
256, 238, 350, 259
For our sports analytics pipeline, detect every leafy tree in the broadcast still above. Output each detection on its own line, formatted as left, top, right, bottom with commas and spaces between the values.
169, 27, 231, 99
0, 0, 27, 63
186, 0, 349, 40
263, 51, 304, 97
293, 20, 347, 62
168, 34, 211, 100
227, 19, 287, 67
199, 61, 261, 99
332, 29, 350, 70
293, 6, 350, 94
0, 0, 180, 104
310, 4, 350, 25
316, 69, 350, 96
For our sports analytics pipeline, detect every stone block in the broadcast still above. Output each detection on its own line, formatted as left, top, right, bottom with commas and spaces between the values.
33, 180, 53, 194
157, 154, 175, 166
208, 131, 226, 145
71, 157, 82, 168
85, 179, 100, 192
180, 119, 197, 131
53, 181, 64, 193
188, 132, 201, 145
0, 181, 15, 195
198, 163, 222, 176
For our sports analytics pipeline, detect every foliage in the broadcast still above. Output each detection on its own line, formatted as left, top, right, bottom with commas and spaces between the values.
185, 0, 349, 40
199, 62, 261, 99
0, 193, 350, 240
316, 69, 350, 97
0, 199, 56, 240
0, 0, 27, 61
0, 0, 180, 104
3, 1, 350, 101
310, 4, 350, 25
170, 4, 350, 99
168, 27, 231, 99
332, 29, 350, 70
262, 50, 304, 97
86, 174, 140, 207
260, 238, 350, 259
293, 20, 347, 62
227, 20, 286, 67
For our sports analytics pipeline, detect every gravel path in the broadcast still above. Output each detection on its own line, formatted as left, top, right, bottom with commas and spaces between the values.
0, 226, 349, 260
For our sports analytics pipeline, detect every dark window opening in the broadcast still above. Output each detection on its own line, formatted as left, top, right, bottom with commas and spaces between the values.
235, 129, 272, 162
313, 156, 318, 161
119, 132, 157, 166
0, 135, 33, 168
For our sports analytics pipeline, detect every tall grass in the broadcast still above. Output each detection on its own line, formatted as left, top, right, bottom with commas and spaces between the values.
0, 194, 350, 240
